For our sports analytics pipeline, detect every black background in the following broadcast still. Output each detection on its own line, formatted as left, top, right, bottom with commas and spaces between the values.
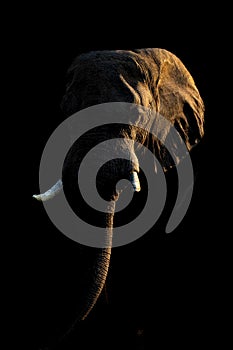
18, 25, 225, 349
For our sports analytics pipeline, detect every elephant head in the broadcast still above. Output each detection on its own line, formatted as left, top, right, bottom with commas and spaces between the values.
33, 48, 205, 346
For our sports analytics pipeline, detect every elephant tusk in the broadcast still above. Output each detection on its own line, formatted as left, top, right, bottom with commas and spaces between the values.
33, 179, 63, 201
129, 171, 141, 192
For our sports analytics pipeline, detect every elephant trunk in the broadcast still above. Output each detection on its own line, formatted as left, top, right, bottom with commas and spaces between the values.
76, 203, 115, 322
48, 202, 115, 349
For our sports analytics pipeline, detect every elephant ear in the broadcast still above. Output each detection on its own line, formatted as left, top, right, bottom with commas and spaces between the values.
155, 49, 204, 147
134, 48, 205, 170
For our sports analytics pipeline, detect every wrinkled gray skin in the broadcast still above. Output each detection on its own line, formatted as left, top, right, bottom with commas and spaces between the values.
39, 48, 205, 348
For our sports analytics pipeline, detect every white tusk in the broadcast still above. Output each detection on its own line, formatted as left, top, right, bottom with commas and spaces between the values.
33, 179, 63, 201
129, 171, 141, 192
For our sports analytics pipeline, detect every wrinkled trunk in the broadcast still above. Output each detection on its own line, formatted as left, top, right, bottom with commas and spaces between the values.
72, 207, 115, 322
45, 203, 115, 350
53, 139, 118, 347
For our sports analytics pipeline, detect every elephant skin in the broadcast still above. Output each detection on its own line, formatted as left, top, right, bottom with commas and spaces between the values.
35, 48, 205, 349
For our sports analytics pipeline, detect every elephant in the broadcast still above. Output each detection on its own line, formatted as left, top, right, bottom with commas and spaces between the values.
33, 48, 205, 348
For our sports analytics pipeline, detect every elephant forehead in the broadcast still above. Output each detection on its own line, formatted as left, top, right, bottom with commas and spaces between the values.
61, 50, 155, 113
60, 48, 205, 162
